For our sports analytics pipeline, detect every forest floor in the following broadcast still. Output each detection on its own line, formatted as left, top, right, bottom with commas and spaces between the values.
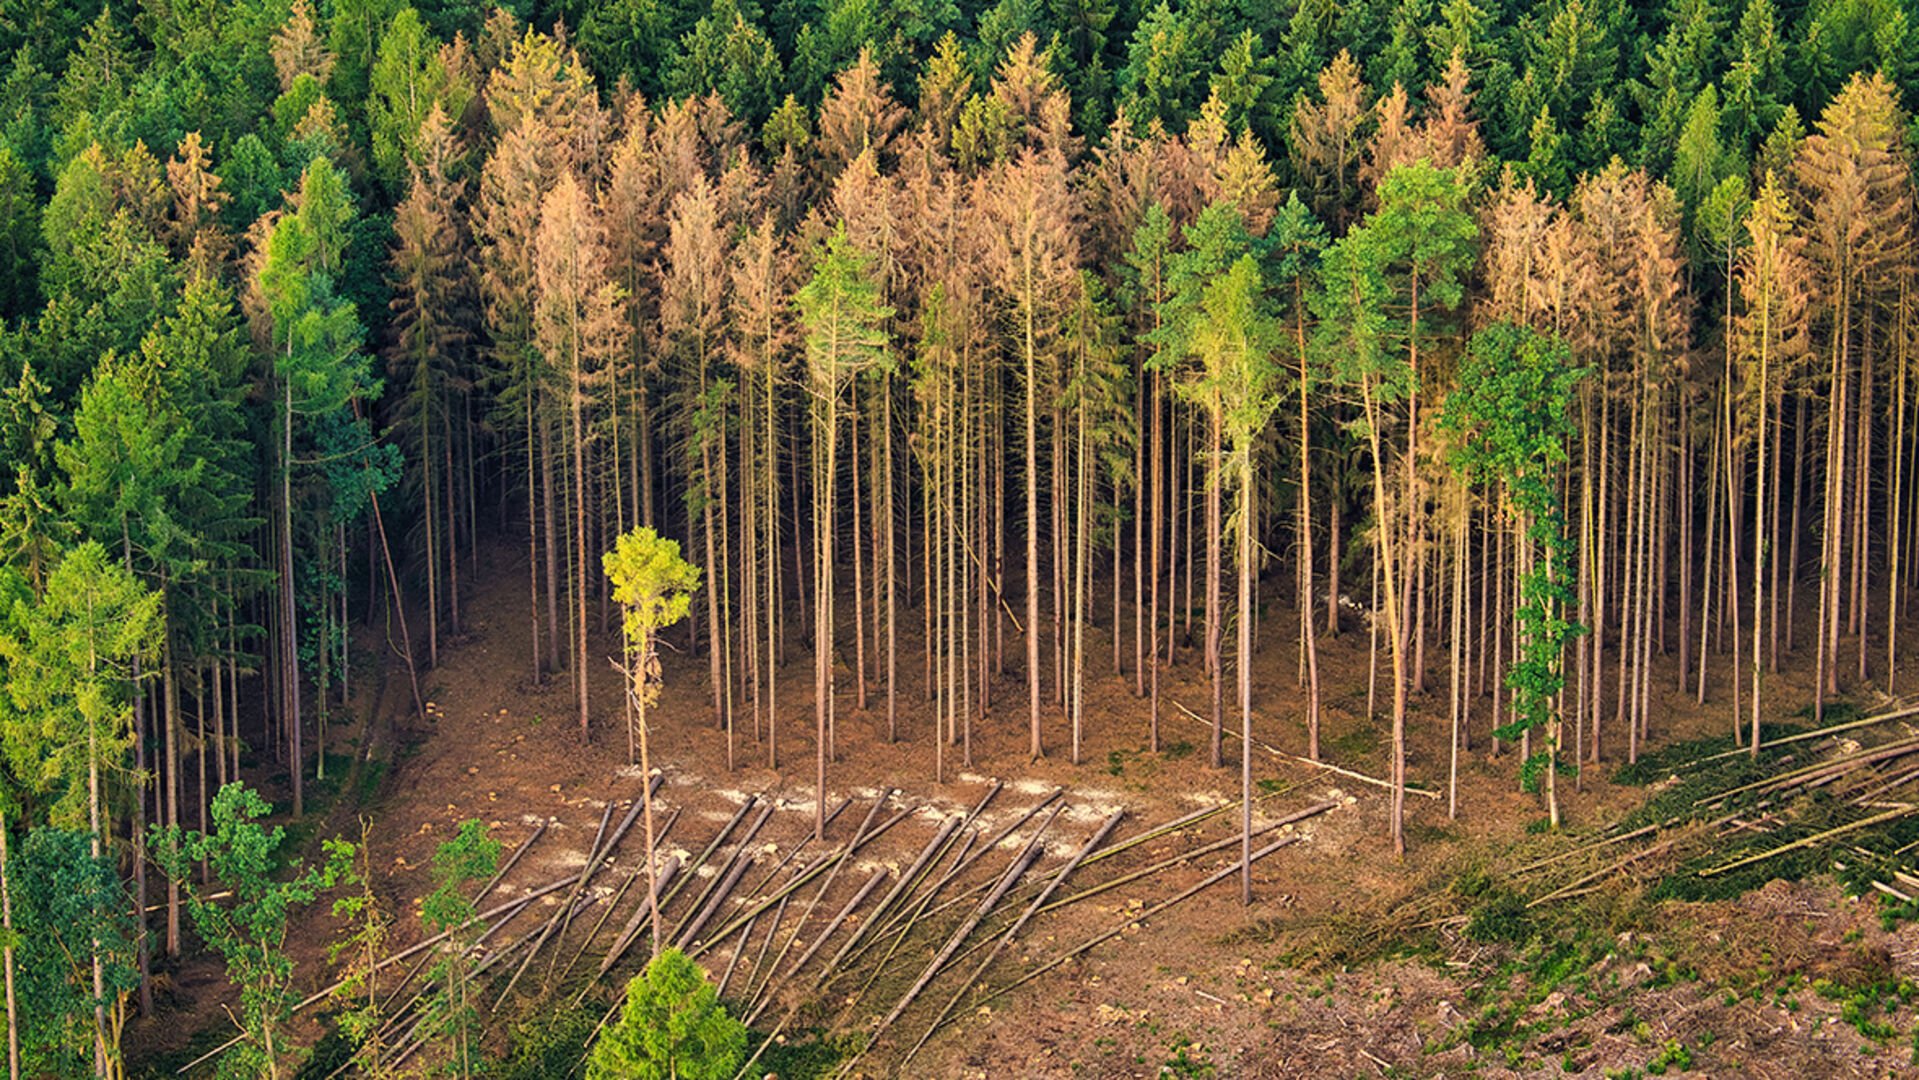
130, 538, 1919, 1079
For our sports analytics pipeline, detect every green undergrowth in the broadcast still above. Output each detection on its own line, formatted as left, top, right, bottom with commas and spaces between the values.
1609, 724, 1806, 805
494, 1000, 604, 1079
1603, 713, 1919, 913
1429, 881, 1678, 1066
746, 1026, 853, 1079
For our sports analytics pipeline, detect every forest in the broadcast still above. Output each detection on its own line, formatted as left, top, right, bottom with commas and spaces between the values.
0, 0, 1918, 1075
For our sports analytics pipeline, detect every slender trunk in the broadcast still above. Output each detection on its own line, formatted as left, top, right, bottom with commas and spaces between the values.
1207, 412, 1223, 770
574, 341, 590, 740
163, 641, 179, 955
637, 644, 661, 959
1149, 367, 1163, 749
284, 376, 302, 816
885, 374, 898, 745
1296, 296, 1320, 759
1359, 371, 1408, 855
542, 411, 562, 679
1237, 453, 1255, 903
1024, 266, 1042, 760
527, 371, 542, 684
0, 813, 17, 1080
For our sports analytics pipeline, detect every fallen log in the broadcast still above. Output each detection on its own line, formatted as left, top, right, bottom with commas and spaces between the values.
903, 808, 1125, 1066
945, 835, 1301, 1024
870, 803, 1061, 1041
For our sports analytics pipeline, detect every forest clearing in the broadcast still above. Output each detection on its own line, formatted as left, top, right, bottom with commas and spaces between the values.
3, 0, 1919, 1076
119, 539, 1919, 1078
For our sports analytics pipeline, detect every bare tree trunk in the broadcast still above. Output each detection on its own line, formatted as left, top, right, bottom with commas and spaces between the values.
851, 396, 867, 712
527, 384, 543, 685
1297, 309, 1320, 759
1024, 272, 1042, 760
542, 411, 563, 678
1, 812, 18, 1080
1207, 413, 1223, 769
574, 345, 591, 740
1149, 367, 1163, 750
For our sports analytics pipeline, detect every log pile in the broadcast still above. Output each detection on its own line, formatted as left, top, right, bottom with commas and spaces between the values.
187, 774, 1339, 1077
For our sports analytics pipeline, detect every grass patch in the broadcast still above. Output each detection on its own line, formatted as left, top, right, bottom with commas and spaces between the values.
1329, 728, 1378, 761
353, 757, 389, 808
751, 1026, 853, 1079
495, 999, 604, 1079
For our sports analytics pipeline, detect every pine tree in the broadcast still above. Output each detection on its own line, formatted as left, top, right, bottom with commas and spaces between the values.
1269, 195, 1328, 759
1288, 50, 1371, 230
271, 0, 337, 93
1181, 254, 1282, 899
163, 132, 227, 277
981, 146, 1079, 759
477, 116, 559, 682
368, 8, 476, 193
1793, 72, 1911, 709
254, 156, 378, 818
535, 171, 629, 740
727, 217, 793, 768
605, 528, 700, 958
0, 542, 161, 1072
1735, 172, 1811, 753
795, 227, 892, 838
387, 107, 476, 671
817, 46, 907, 180
661, 177, 735, 749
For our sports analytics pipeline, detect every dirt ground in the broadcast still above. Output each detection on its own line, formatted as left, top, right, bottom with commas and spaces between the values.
129, 539, 1919, 1078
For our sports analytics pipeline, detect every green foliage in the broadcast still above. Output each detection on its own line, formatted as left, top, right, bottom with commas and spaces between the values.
1464, 888, 1534, 945
9, 826, 137, 1076
0, 541, 163, 830
368, 7, 473, 192
421, 818, 499, 1078
604, 526, 702, 707
422, 818, 499, 932
327, 821, 392, 1076
669, 0, 786, 128
587, 948, 747, 1080
795, 225, 895, 390
1443, 324, 1587, 794
155, 782, 354, 1080
495, 1001, 605, 1080
1118, 1, 1215, 131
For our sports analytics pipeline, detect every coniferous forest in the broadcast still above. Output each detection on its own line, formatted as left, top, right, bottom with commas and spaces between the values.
4, 0, 1919, 1075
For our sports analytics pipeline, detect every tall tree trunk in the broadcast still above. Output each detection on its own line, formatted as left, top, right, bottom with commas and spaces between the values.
574, 348, 591, 739
1296, 301, 1321, 759
0, 813, 16, 1080
1024, 264, 1043, 760
284, 376, 302, 817
1207, 411, 1223, 770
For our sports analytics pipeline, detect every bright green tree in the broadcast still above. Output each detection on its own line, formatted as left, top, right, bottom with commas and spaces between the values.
367, 7, 474, 193
1181, 254, 1283, 901
154, 784, 353, 1080
0, 542, 161, 1074
605, 527, 701, 959
254, 155, 382, 818
587, 948, 746, 1080
420, 819, 499, 1079
794, 227, 891, 834
1442, 324, 1587, 827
